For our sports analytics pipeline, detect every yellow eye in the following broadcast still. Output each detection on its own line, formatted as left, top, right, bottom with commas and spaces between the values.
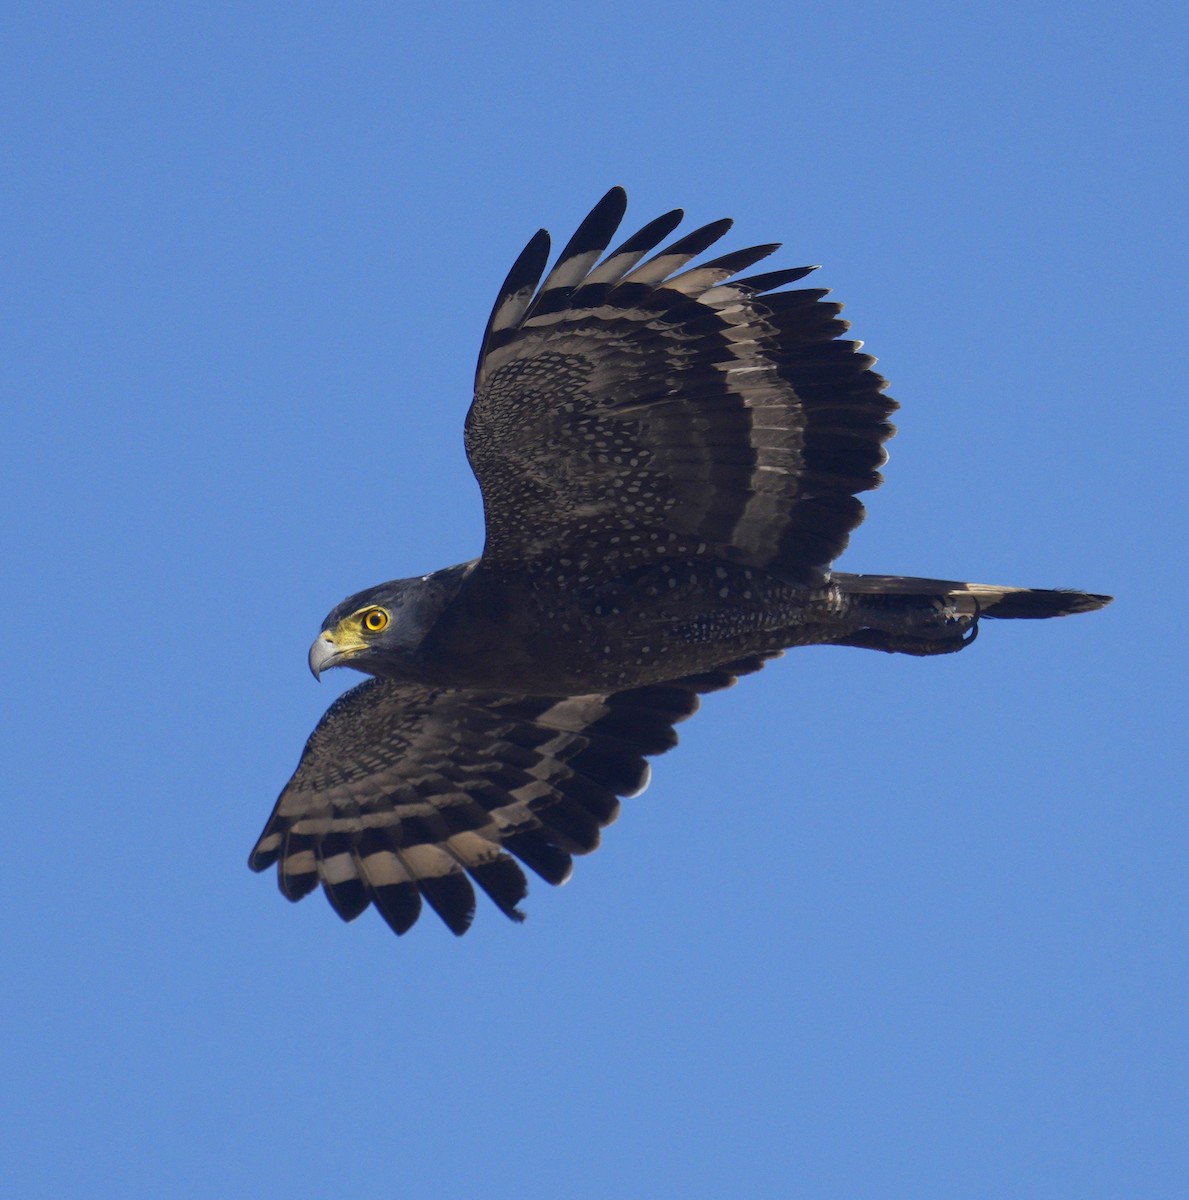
361, 607, 389, 633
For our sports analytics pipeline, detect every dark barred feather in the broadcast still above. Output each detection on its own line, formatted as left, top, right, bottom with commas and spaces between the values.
468, 187, 896, 590
250, 656, 774, 935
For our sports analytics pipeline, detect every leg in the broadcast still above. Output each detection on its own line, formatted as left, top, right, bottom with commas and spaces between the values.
829, 620, 979, 657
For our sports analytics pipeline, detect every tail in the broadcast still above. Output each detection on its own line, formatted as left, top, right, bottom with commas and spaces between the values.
835, 573, 1112, 618
827, 572, 1111, 656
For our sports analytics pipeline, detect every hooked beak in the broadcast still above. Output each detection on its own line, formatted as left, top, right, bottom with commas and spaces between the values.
309, 632, 344, 681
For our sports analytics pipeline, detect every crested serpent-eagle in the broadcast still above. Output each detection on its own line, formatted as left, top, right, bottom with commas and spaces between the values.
249, 188, 1110, 938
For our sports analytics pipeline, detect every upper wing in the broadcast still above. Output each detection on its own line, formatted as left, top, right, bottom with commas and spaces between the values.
250, 655, 773, 936
465, 187, 897, 589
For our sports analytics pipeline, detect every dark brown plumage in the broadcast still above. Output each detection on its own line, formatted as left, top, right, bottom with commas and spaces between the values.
250, 188, 1110, 938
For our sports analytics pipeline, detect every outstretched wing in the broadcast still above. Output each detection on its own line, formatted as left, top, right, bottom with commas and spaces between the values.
249, 656, 773, 936
465, 187, 897, 589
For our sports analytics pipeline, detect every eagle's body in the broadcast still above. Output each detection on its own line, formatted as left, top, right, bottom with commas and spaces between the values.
250, 189, 1109, 938
326, 558, 1097, 696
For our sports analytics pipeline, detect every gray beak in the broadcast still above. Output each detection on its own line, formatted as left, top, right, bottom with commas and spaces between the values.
308, 633, 339, 681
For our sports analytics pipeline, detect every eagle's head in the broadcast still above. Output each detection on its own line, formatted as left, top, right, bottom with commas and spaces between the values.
308, 562, 473, 680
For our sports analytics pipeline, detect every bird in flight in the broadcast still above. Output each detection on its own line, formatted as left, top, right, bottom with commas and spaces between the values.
250, 188, 1110, 938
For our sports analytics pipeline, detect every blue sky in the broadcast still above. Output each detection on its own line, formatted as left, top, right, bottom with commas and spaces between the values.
4, 5, 1186, 1197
